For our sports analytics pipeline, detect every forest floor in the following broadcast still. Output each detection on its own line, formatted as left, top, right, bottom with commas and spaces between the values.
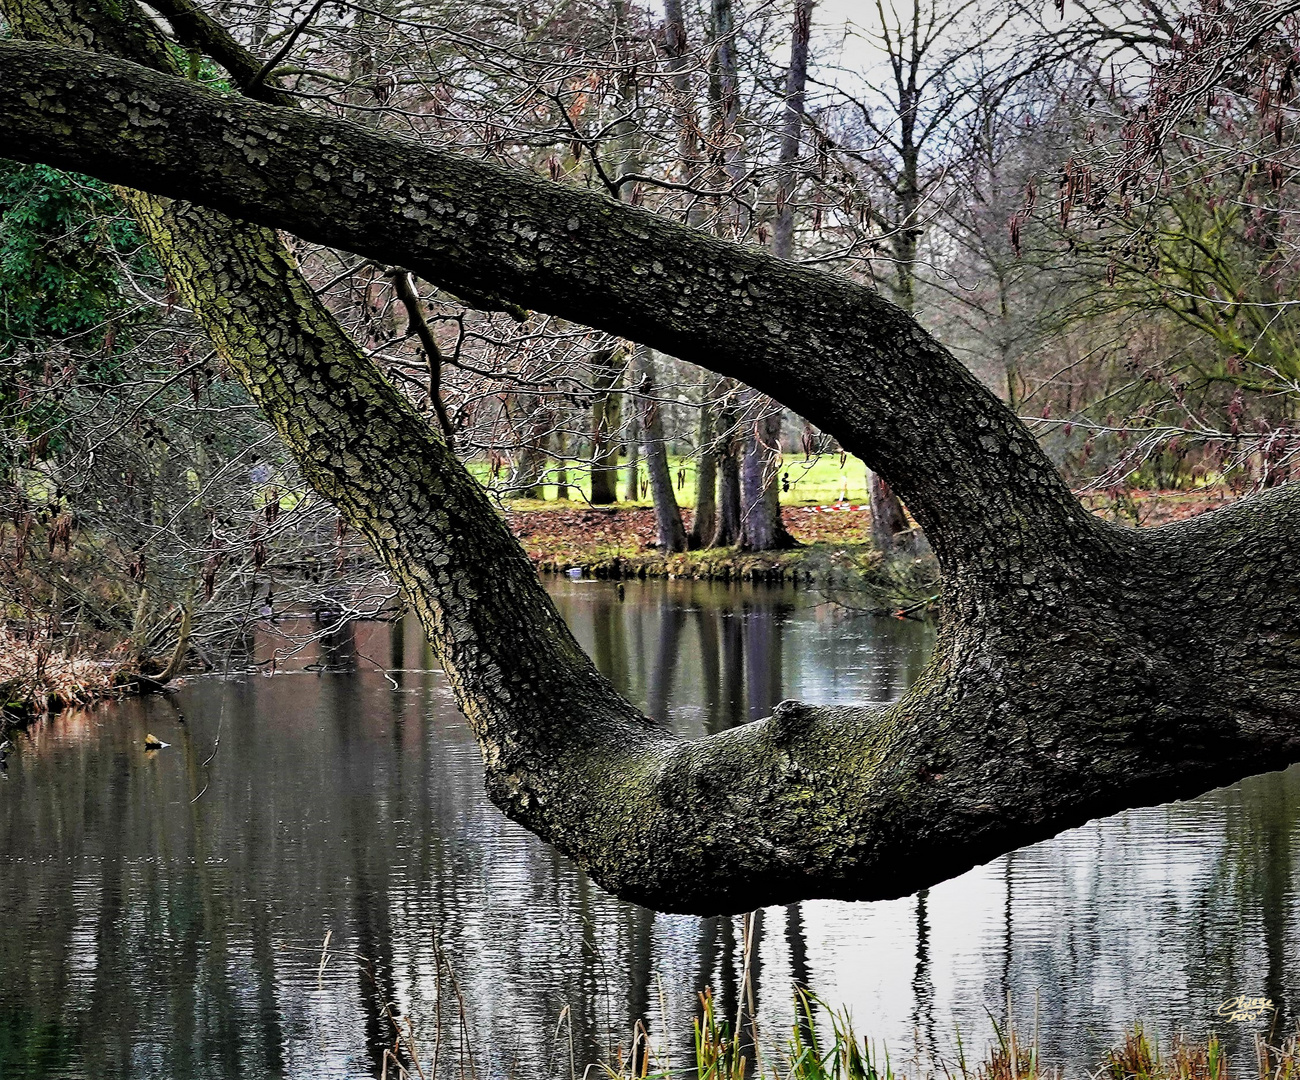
505, 486, 1240, 582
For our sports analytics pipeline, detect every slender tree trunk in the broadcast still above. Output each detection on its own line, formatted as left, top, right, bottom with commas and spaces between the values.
689, 383, 718, 548
772, 0, 813, 260
7, 23, 1300, 917
554, 429, 570, 500
708, 0, 745, 230
870, 471, 909, 554
734, 0, 811, 550
624, 414, 641, 502
636, 351, 688, 552
665, 0, 716, 549
589, 349, 623, 504
508, 395, 547, 499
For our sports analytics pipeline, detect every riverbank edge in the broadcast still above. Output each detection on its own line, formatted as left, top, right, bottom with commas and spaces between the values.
0, 650, 177, 737
1, 547, 939, 727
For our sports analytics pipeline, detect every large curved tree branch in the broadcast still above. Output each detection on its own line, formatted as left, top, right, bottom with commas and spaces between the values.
0, 11, 1297, 916
0, 36, 1097, 591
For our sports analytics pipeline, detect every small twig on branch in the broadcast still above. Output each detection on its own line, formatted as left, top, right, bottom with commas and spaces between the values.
391, 270, 456, 446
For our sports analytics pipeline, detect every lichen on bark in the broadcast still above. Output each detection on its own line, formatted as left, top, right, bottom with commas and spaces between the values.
0, 11, 1296, 914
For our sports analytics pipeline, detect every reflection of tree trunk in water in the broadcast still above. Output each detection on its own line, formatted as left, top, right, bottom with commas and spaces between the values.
649, 604, 687, 723
249, 900, 288, 1078
679, 915, 721, 1070
1001, 852, 1014, 1008
575, 874, 603, 1068
321, 619, 357, 673
1260, 773, 1292, 1035
735, 910, 765, 1066
326, 665, 403, 1076
592, 589, 630, 688
910, 889, 936, 1059
869, 638, 902, 704
690, 388, 718, 548
389, 610, 405, 688
694, 605, 724, 733
785, 904, 810, 992
626, 904, 657, 1076
717, 914, 738, 1030
744, 601, 784, 721
720, 610, 746, 729
786, 902, 814, 1054
870, 471, 909, 555
85, 756, 137, 1072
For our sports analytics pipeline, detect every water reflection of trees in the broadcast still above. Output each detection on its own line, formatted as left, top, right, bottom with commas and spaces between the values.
0, 581, 1295, 1078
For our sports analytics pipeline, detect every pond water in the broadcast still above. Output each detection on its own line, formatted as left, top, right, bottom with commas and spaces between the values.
0, 578, 1296, 1078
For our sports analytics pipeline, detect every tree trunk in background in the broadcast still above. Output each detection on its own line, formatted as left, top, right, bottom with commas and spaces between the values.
663, 0, 704, 223
666, 0, 716, 548
7, 24, 1300, 916
711, 390, 743, 546
624, 414, 640, 502
740, 401, 795, 550
689, 383, 717, 548
637, 350, 688, 552
589, 349, 623, 504
509, 395, 547, 499
870, 471, 909, 553
708, 0, 744, 231
713, 448, 741, 546
553, 429, 570, 500
772, 0, 813, 259
735, 0, 810, 549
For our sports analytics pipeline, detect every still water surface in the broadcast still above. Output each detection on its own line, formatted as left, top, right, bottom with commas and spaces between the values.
0, 579, 1296, 1078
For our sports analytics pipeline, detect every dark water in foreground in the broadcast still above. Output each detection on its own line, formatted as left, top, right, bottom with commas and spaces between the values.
0, 579, 1296, 1078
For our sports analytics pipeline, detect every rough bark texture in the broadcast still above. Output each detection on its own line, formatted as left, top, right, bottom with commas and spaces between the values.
2, 29, 1299, 917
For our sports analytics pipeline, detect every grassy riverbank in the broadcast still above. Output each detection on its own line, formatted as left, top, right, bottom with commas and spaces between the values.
362, 968, 1292, 1080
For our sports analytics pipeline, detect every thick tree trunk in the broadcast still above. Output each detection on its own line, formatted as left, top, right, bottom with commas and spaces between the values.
739, 396, 795, 551
711, 394, 743, 547
2, 27, 1299, 917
